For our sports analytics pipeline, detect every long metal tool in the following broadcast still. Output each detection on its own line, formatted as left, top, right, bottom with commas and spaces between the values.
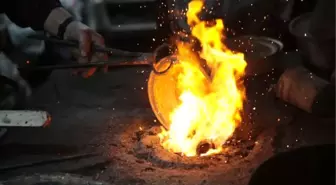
24, 35, 174, 74
18, 60, 151, 71
28, 34, 143, 57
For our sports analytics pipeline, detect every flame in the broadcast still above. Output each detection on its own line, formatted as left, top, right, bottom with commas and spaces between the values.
158, 0, 247, 157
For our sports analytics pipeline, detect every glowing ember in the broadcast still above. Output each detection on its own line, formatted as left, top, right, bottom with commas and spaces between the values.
158, 0, 247, 157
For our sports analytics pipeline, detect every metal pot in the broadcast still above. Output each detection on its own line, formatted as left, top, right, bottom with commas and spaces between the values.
148, 36, 283, 129
148, 55, 180, 129
289, 13, 335, 77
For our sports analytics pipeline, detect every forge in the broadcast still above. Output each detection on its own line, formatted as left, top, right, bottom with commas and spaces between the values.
125, 125, 257, 169
146, 0, 280, 161
144, 0, 281, 164
148, 0, 248, 158
111, 117, 274, 185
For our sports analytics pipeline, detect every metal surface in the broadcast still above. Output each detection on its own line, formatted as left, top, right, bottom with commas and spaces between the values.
0, 173, 110, 185
0, 110, 50, 127
289, 13, 335, 75
148, 36, 283, 129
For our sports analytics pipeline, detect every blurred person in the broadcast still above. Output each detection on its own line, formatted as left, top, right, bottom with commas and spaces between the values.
0, 0, 107, 109
306, 0, 334, 38
0, 0, 86, 89
0, 0, 84, 58
169, 0, 318, 47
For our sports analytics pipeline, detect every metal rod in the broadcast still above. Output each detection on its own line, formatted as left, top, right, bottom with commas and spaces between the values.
0, 152, 100, 172
28, 35, 143, 57
19, 60, 151, 71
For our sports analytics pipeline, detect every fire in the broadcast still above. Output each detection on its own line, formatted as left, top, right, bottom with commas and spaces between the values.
158, 0, 247, 157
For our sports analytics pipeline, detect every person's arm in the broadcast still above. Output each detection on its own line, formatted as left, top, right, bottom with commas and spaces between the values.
3, 0, 62, 31
4, 0, 85, 40
4, 0, 107, 78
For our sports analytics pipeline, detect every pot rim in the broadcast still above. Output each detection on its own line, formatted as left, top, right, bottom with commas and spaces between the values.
224, 35, 284, 62
148, 55, 178, 129
289, 12, 334, 41
289, 13, 312, 39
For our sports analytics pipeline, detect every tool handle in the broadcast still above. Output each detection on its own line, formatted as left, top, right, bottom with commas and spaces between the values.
28, 35, 142, 57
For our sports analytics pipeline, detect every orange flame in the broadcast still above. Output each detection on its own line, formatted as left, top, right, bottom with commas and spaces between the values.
158, 0, 247, 157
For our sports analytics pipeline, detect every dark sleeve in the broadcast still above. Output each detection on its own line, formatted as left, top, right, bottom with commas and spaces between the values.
309, 0, 335, 38
3, 0, 62, 30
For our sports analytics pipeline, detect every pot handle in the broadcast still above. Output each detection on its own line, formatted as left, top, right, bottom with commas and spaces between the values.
152, 43, 175, 75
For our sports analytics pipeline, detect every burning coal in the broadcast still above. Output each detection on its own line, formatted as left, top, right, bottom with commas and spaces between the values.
158, 0, 247, 157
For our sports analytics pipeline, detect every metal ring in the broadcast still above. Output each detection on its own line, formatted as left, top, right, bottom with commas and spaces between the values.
152, 43, 174, 75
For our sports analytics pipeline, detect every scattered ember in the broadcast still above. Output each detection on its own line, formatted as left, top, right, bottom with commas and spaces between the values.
158, 0, 247, 156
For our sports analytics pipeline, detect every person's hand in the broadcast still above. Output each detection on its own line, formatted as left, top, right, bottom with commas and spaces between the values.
63, 21, 108, 78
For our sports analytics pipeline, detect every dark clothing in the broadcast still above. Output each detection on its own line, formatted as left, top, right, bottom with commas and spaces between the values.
248, 144, 335, 185
0, 0, 62, 30
309, 0, 335, 38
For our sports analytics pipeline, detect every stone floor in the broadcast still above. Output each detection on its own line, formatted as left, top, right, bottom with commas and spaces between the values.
0, 53, 334, 185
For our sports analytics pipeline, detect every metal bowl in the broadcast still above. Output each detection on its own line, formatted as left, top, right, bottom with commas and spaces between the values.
224, 36, 283, 76
148, 36, 283, 129
289, 13, 335, 76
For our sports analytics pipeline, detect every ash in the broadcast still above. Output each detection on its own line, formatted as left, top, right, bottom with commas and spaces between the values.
128, 126, 256, 169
